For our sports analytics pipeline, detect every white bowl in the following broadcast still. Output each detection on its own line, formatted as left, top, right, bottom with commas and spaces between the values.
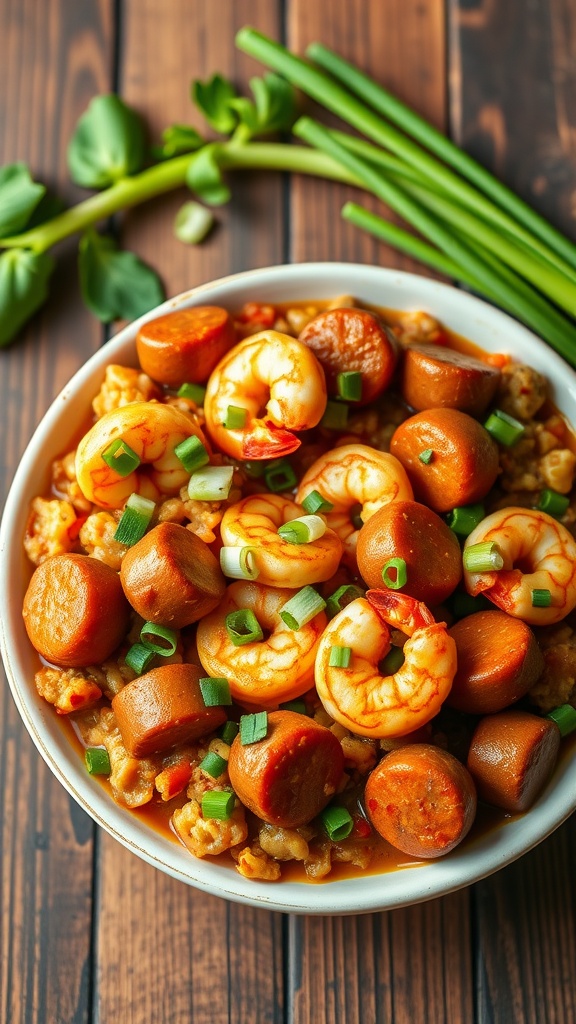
2, 262, 575, 915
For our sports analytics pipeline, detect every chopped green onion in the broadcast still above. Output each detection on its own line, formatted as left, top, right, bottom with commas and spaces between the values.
279, 699, 307, 715
278, 514, 327, 545
125, 642, 156, 675
380, 646, 405, 674
219, 545, 259, 580
447, 503, 485, 537
102, 438, 141, 476
188, 465, 234, 501
174, 435, 209, 473
201, 790, 235, 820
329, 645, 352, 668
139, 622, 178, 655
450, 592, 491, 619
326, 584, 365, 618
319, 400, 349, 430
279, 586, 326, 630
264, 459, 298, 492
418, 448, 434, 465
484, 409, 525, 446
199, 677, 232, 707
537, 489, 570, 518
532, 588, 552, 607
240, 711, 268, 745
546, 704, 576, 737
381, 557, 408, 590
301, 489, 334, 514
244, 460, 266, 478
113, 493, 156, 546
199, 752, 228, 779
85, 747, 111, 775
177, 382, 206, 404
463, 541, 504, 572
337, 370, 363, 401
320, 804, 354, 842
224, 405, 248, 430
225, 609, 264, 646
220, 720, 239, 744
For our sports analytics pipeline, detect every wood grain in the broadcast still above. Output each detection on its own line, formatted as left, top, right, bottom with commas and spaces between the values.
93, 4, 285, 1023
0, 2, 114, 1022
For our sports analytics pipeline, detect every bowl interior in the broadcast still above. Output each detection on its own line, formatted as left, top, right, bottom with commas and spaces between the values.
2, 262, 575, 915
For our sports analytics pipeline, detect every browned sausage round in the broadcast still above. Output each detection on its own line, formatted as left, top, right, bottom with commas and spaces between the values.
23, 553, 130, 667
227, 710, 344, 828
466, 710, 560, 812
298, 308, 397, 405
120, 522, 226, 628
356, 500, 462, 606
112, 664, 227, 757
447, 610, 544, 714
136, 306, 236, 387
401, 344, 501, 416
390, 408, 499, 512
364, 744, 477, 858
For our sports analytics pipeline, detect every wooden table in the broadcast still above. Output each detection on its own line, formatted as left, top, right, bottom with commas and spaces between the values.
1, 1, 576, 1021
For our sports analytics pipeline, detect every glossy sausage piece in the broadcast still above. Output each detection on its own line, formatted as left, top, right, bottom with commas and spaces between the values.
356, 499, 462, 606
227, 710, 344, 828
447, 610, 544, 714
120, 522, 226, 628
23, 553, 130, 667
112, 664, 227, 757
298, 307, 397, 405
390, 408, 499, 513
401, 344, 500, 416
136, 306, 236, 387
365, 744, 477, 858
466, 710, 560, 813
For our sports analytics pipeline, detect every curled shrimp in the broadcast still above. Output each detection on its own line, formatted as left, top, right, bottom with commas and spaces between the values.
463, 506, 576, 625
295, 444, 413, 564
196, 581, 327, 705
220, 493, 342, 588
75, 401, 207, 509
314, 592, 456, 738
204, 330, 327, 460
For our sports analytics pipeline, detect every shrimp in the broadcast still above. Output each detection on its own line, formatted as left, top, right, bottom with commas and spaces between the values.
295, 444, 413, 564
75, 401, 208, 509
220, 493, 342, 588
203, 330, 327, 460
463, 507, 576, 625
196, 581, 327, 705
314, 592, 456, 738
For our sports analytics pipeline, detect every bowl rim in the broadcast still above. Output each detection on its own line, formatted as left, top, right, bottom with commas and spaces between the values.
2, 260, 575, 915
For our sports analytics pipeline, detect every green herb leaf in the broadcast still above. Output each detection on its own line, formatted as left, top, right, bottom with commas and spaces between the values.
250, 73, 297, 135
186, 145, 231, 206
173, 201, 214, 244
78, 230, 164, 322
0, 248, 54, 348
68, 95, 146, 189
0, 163, 46, 237
155, 124, 204, 160
192, 74, 239, 135
24, 191, 66, 230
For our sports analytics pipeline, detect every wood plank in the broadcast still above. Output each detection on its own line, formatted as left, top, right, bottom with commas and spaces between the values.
286, 3, 473, 1022
449, 2, 576, 1021
0, 1, 114, 1022
94, 4, 285, 1023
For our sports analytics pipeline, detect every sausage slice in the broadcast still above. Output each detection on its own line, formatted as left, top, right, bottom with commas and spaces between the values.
227, 710, 344, 828
120, 522, 226, 628
447, 610, 544, 714
401, 344, 500, 416
136, 306, 236, 387
112, 663, 226, 757
23, 553, 130, 667
466, 710, 560, 812
365, 744, 477, 858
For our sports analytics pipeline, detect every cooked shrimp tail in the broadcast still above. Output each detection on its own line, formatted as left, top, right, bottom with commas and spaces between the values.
366, 589, 436, 632
241, 419, 301, 459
